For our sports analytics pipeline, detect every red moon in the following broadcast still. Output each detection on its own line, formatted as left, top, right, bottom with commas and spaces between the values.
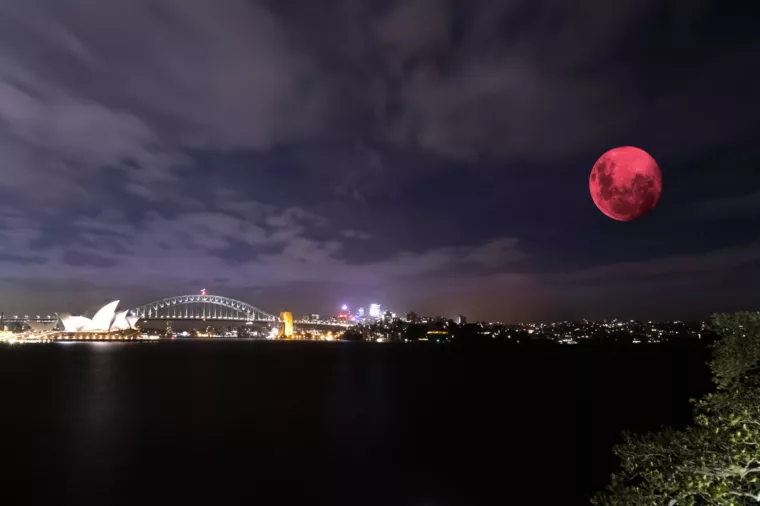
589, 146, 662, 221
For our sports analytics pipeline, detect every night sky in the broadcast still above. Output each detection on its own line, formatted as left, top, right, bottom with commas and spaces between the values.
0, 1, 758, 322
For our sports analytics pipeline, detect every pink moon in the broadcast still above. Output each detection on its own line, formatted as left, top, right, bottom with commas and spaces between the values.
589, 146, 663, 221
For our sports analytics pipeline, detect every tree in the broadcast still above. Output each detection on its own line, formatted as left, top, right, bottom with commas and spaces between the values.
592, 312, 760, 506
709, 313, 760, 390
404, 323, 427, 341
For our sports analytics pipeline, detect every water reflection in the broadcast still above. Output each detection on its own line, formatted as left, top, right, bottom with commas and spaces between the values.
63, 344, 129, 492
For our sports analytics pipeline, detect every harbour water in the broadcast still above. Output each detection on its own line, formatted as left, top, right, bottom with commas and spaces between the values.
0, 340, 711, 505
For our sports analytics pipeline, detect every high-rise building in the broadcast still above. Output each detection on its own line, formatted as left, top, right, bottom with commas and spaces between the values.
369, 304, 381, 318
458, 315, 467, 325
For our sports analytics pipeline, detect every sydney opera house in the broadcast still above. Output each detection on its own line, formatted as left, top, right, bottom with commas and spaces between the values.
44, 300, 143, 341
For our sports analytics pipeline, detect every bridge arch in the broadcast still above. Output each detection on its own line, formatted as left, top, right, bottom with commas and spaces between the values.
129, 294, 279, 322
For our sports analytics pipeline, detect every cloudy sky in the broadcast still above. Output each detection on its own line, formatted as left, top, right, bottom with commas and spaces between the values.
0, 0, 757, 321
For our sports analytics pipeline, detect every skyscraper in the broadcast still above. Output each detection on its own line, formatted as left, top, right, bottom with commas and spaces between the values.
369, 304, 381, 318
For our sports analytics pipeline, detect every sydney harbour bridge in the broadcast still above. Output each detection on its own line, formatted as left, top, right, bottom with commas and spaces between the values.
129, 293, 279, 323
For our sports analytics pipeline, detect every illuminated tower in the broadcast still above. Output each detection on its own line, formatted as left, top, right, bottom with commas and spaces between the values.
280, 312, 294, 339
369, 304, 381, 318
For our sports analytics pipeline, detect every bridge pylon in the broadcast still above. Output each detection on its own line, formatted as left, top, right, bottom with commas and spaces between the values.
279, 312, 294, 339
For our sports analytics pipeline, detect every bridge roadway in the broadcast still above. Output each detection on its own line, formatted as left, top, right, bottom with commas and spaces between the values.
294, 320, 352, 329
139, 317, 352, 329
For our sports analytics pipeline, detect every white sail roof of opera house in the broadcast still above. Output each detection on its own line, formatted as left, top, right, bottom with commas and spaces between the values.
59, 301, 138, 333
83, 301, 120, 331
111, 311, 130, 331
61, 315, 93, 332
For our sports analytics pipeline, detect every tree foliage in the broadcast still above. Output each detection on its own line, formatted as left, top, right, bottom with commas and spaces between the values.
710, 312, 760, 390
592, 313, 760, 506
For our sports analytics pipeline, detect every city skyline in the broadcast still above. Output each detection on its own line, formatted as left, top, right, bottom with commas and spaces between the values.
0, 289, 726, 326
0, 2, 758, 321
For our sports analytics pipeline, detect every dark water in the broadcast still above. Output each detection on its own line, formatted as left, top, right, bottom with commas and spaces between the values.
0, 341, 712, 505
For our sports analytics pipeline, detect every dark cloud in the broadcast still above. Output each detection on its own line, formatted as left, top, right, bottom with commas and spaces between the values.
0, 0, 757, 319
560, 242, 760, 284
60, 250, 119, 268
687, 192, 760, 219
293, 0, 750, 163
0, 253, 46, 265
341, 230, 373, 240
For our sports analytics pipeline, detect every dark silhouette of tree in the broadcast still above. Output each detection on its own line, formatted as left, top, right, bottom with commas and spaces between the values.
453, 323, 489, 344
403, 323, 427, 341
341, 329, 363, 341
593, 312, 760, 505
